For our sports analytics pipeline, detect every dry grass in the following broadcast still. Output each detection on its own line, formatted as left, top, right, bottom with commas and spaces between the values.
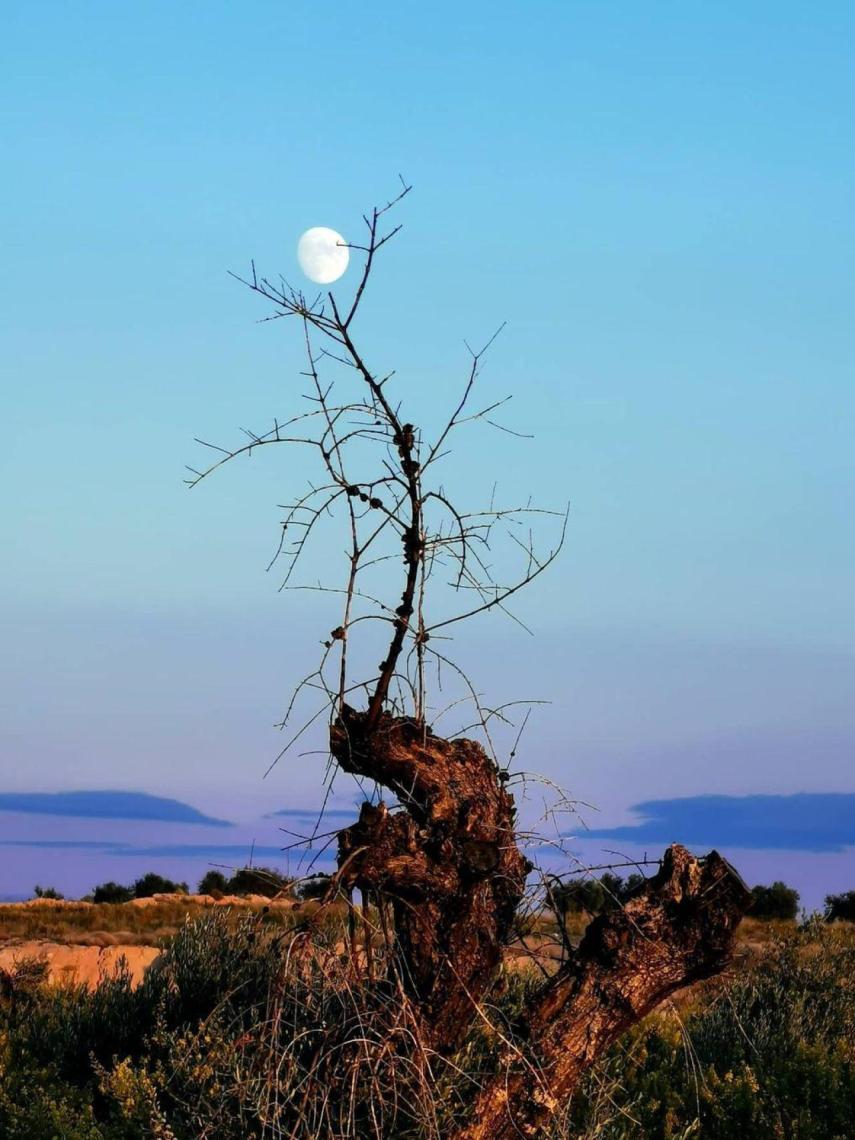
0, 898, 329, 947
0, 897, 803, 963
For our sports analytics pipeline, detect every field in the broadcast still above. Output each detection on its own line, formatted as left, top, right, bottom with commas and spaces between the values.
0, 899, 853, 1138
0, 895, 303, 948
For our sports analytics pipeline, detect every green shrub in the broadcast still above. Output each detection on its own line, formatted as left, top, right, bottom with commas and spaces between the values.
824, 889, 855, 922
550, 875, 605, 915
91, 881, 133, 904
32, 884, 64, 900
19, 963, 148, 1084
226, 865, 292, 898
89, 874, 190, 905
749, 880, 800, 920
549, 870, 648, 916
197, 869, 228, 895
1, 906, 852, 1139
132, 872, 188, 899
0, 1064, 107, 1140
298, 873, 340, 900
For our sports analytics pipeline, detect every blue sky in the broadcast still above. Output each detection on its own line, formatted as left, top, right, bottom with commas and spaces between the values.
2, 3, 854, 900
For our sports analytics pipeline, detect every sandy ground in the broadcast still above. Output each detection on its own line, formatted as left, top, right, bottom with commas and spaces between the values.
0, 941, 161, 988
0, 893, 299, 988
0, 899, 773, 991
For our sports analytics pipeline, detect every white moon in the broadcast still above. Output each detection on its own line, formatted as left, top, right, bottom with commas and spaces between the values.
297, 227, 349, 284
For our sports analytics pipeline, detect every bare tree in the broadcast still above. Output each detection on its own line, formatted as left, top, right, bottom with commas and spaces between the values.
189, 183, 750, 1138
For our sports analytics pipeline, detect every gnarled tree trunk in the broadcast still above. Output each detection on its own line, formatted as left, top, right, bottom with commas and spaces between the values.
332, 705, 530, 1054
331, 707, 750, 1136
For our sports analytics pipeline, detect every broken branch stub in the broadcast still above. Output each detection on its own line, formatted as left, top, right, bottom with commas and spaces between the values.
454, 844, 751, 1140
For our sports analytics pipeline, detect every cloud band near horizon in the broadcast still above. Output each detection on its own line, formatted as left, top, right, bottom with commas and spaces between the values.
583, 793, 855, 853
0, 791, 231, 827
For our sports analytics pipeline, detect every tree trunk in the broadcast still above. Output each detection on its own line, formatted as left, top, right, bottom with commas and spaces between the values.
331, 706, 530, 1054
330, 708, 750, 1134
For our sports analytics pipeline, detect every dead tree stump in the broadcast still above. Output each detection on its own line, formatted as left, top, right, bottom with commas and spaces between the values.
331, 706, 750, 1136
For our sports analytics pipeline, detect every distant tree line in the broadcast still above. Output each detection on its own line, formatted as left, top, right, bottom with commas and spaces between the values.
40, 866, 296, 905
29, 870, 855, 922
547, 871, 853, 925
747, 884, 855, 923
550, 873, 804, 922
28, 868, 338, 905
196, 866, 294, 899
32, 884, 64, 901
548, 871, 648, 917
90, 872, 189, 904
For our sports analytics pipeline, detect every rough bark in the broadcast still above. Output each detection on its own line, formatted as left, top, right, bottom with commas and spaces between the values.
331, 709, 750, 1134
332, 705, 529, 1054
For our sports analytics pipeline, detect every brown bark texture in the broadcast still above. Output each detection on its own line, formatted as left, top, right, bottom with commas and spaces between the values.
332, 705, 530, 1054
330, 707, 751, 1136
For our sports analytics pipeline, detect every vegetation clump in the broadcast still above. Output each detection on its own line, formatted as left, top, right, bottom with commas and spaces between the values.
91, 881, 134, 905
549, 870, 648, 916
88, 875, 189, 904
197, 869, 229, 896
0, 911, 852, 1139
749, 880, 800, 921
132, 873, 189, 899
824, 889, 855, 923
78, 868, 292, 908
297, 873, 337, 900
32, 885, 64, 901
222, 865, 292, 898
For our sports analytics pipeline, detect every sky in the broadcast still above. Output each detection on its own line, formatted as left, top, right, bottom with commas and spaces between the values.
2, 3, 854, 905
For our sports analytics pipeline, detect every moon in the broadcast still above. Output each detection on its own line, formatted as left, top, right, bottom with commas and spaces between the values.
297, 227, 349, 284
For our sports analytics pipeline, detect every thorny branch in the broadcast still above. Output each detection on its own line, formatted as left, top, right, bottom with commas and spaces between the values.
188, 179, 567, 751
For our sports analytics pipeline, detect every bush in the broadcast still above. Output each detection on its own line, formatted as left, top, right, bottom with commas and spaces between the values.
91, 881, 133, 905
132, 872, 187, 898
197, 869, 229, 895
298, 873, 340, 900
1, 908, 852, 1139
550, 877, 604, 915
226, 865, 293, 898
824, 889, 855, 922
41, 971, 143, 1080
32, 885, 64, 900
0, 1065, 105, 1140
549, 871, 648, 916
89, 873, 190, 904
749, 880, 800, 920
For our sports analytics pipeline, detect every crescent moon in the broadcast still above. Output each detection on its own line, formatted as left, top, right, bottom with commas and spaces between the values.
297, 227, 350, 285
